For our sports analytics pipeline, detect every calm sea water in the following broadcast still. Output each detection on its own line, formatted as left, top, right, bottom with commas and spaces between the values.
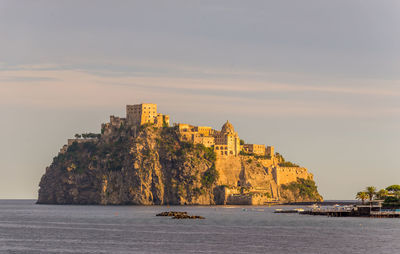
0, 200, 399, 254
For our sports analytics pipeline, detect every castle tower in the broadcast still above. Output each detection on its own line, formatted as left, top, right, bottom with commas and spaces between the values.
126, 103, 170, 127
126, 103, 157, 126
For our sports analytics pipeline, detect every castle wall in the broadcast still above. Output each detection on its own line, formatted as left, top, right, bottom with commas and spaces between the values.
215, 156, 242, 187
227, 194, 253, 205
273, 167, 312, 186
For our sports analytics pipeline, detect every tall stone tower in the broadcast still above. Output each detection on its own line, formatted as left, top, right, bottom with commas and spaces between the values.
126, 103, 170, 127
126, 103, 157, 126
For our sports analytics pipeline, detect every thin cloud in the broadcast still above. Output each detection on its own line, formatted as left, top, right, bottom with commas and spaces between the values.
0, 67, 399, 118
2, 65, 399, 97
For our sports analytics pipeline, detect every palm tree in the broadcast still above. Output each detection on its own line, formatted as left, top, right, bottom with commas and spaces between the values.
356, 191, 368, 204
366, 186, 376, 201
376, 189, 388, 200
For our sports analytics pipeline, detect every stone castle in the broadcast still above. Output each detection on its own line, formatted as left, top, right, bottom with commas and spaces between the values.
106, 103, 170, 129
101, 103, 273, 158
55, 103, 319, 205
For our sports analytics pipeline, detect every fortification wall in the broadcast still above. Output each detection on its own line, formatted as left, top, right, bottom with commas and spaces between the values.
273, 167, 312, 186
225, 193, 271, 205
215, 156, 242, 187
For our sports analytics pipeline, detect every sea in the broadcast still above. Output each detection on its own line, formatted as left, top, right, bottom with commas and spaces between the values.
0, 200, 399, 254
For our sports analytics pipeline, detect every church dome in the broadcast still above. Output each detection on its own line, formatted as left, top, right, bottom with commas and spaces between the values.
221, 120, 235, 133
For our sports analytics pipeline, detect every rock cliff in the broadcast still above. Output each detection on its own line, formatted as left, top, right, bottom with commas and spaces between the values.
37, 125, 322, 205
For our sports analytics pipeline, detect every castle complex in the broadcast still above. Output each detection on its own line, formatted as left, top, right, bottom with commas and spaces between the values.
100, 103, 273, 157
176, 121, 252, 157
50, 102, 320, 206
176, 119, 276, 157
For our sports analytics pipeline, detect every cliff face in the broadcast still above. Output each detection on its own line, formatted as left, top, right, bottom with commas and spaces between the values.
38, 125, 322, 205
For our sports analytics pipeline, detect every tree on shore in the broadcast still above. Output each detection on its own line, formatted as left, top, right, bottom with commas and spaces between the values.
356, 191, 368, 204
386, 185, 400, 193
376, 189, 388, 200
366, 186, 376, 201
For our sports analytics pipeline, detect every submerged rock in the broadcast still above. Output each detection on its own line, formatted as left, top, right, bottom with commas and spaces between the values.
156, 211, 205, 219
172, 214, 205, 219
156, 211, 188, 217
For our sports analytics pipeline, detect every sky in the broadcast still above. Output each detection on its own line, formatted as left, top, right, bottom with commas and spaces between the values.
0, 0, 399, 200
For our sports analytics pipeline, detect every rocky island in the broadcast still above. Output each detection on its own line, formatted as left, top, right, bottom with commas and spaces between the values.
38, 103, 322, 205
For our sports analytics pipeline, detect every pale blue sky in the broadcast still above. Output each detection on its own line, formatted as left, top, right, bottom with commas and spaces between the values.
1, 0, 399, 199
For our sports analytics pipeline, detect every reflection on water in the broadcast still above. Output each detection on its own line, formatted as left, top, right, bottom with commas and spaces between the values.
0, 200, 399, 253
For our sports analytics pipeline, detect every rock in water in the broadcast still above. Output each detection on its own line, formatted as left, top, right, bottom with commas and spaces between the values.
172, 215, 205, 219
156, 211, 188, 217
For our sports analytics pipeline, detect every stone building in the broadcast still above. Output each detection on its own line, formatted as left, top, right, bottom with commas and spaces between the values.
176, 123, 215, 147
126, 103, 170, 127
176, 123, 195, 142
195, 126, 213, 136
176, 120, 274, 158
242, 144, 266, 156
214, 121, 241, 156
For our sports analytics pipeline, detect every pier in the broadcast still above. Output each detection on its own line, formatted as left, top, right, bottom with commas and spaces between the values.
298, 202, 400, 218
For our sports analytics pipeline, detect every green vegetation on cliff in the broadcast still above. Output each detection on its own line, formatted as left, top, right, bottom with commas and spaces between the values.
275, 152, 299, 167
39, 123, 321, 205
239, 150, 271, 160
280, 178, 322, 202
39, 125, 221, 205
